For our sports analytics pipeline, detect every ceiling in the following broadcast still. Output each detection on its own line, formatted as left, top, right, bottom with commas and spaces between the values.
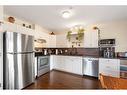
4, 5, 127, 33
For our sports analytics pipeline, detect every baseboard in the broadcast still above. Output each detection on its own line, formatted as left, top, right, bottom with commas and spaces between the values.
51, 69, 83, 78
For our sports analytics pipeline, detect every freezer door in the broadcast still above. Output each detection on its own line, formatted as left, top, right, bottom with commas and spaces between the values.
5, 32, 34, 53
4, 53, 34, 89
17, 33, 34, 52
5, 32, 18, 53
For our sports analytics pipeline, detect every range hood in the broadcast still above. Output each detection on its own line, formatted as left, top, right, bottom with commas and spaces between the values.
34, 39, 46, 43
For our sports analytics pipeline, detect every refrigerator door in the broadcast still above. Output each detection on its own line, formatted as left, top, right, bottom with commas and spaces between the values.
5, 32, 34, 53
4, 53, 17, 89
17, 33, 34, 53
17, 52, 34, 89
4, 32, 34, 89
5, 32, 18, 53
5, 52, 34, 89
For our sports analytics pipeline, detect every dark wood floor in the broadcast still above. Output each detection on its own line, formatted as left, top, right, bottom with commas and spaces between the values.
25, 70, 102, 89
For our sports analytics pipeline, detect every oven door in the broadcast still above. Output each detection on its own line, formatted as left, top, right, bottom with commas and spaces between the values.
38, 56, 49, 70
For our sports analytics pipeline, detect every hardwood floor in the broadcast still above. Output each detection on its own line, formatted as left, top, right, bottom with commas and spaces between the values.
25, 70, 102, 89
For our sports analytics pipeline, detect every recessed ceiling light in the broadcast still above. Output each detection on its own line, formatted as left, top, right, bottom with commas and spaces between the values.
62, 11, 71, 18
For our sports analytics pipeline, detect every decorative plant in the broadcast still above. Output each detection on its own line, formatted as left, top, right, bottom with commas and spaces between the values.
66, 31, 72, 42
77, 28, 85, 42
66, 26, 85, 47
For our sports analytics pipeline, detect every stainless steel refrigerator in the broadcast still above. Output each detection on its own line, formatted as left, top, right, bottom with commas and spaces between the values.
3, 31, 34, 89
0, 32, 3, 89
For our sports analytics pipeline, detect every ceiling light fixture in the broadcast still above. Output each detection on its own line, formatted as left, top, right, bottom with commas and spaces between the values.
62, 11, 71, 18
62, 6, 73, 19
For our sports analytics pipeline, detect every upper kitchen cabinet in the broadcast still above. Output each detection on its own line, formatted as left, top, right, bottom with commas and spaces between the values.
34, 30, 50, 48
48, 35, 56, 47
84, 30, 98, 48
3, 22, 35, 35
56, 34, 68, 47
0, 6, 3, 22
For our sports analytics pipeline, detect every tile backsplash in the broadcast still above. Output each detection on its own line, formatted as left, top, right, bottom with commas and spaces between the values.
35, 47, 99, 57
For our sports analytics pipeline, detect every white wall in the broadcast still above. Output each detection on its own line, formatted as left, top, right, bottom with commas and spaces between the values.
56, 20, 127, 52
89, 20, 127, 52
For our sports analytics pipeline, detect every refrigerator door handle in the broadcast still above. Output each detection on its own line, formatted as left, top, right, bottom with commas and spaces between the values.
7, 52, 16, 55
17, 52, 34, 54
7, 52, 34, 55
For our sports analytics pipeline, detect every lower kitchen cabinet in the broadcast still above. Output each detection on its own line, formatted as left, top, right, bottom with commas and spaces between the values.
51, 55, 83, 75
99, 58, 120, 78
51, 55, 62, 70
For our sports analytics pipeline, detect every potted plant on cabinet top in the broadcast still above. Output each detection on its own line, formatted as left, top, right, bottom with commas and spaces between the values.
66, 27, 85, 47
66, 31, 72, 42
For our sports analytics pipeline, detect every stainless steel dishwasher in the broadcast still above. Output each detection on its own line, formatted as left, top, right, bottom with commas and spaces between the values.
83, 57, 99, 77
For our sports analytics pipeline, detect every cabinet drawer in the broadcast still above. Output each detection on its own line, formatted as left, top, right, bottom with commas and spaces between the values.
99, 58, 120, 77
100, 63, 119, 71
100, 68, 120, 77
99, 59, 120, 68
99, 58, 119, 64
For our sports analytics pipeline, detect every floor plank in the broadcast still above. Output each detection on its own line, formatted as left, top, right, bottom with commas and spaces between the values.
25, 70, 102, 89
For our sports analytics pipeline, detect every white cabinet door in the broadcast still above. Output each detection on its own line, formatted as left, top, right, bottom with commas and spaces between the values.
53, 55, 62, 70
71, 56, 83, 75
50, 55, 54, 70
3, 22, 17, 32
62, 56, 73, 72
0, 32, 3, 89
91, 31, 98, 48
99, 58, 120, 77
84, 31, 98, 48
3, 22, 35, 36
34, 31, 50, 47
84, 31, 92, 47
48, 35, 56, 47
52, 55, 83, 75
0, 6, 3, 22
56, 35, 68, 47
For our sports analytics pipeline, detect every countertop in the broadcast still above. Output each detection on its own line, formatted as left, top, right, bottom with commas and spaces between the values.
99, 57, 127, 60
35, 52, 127, 60
35, 52, 99, 57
